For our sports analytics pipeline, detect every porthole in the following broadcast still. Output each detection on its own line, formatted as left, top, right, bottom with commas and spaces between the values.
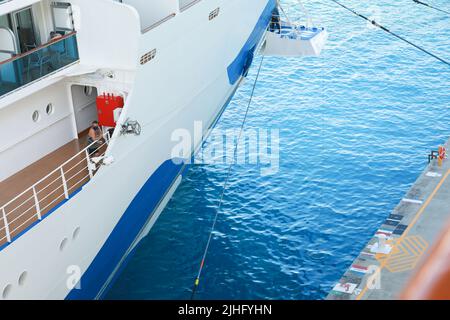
32, 110, 40, 122
18, 271, 28, 286
72, 227, 80, 240
46, 103, 54, 115
84, 86, 94, 96
2, 284, 12, 299
59, 238, 68, 251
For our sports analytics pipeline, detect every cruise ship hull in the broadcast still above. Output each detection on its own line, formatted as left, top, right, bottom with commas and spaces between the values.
0, 0, 276, 300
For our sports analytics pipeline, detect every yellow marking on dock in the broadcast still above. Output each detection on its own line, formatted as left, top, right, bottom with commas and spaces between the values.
356, 169, 450, 300
375, 236, 428, 273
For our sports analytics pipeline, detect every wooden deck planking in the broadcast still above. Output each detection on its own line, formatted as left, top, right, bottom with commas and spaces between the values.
0, 132, 91, 247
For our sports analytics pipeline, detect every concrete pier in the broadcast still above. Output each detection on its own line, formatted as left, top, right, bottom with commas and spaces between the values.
327, 140, 450, 300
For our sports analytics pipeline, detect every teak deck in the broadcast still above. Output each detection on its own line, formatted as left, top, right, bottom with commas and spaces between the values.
0, 132, 91, 247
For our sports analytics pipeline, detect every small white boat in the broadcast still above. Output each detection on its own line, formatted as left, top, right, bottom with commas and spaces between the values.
263, 23, 328, 57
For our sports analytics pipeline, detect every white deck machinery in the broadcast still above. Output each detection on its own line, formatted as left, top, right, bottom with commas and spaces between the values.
263, 0, 328, 57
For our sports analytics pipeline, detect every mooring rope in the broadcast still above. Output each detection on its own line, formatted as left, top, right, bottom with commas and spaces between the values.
329, 0, 450, 67
413, 0, 450, 15
190, 53, 266, 300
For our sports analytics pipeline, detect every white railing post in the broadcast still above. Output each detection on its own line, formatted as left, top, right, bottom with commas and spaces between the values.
86, 149, 93, 179
0, 130, 112, 244
60, 167, 69, 199
33, 187, 42, 220
2, 207, 11, 243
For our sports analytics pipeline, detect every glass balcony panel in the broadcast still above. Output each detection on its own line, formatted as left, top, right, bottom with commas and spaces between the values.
0, 32, 79, 97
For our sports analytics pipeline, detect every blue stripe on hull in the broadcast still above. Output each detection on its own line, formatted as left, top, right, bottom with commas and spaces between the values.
66, 160, 184, 300
66, 1, 275, 300
227, 0, 276, 85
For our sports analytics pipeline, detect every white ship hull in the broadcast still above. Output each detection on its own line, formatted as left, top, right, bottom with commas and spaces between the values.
0, 0, 276, 299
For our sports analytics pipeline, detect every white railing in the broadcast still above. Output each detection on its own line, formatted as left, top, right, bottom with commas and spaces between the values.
0, 131, 111, 246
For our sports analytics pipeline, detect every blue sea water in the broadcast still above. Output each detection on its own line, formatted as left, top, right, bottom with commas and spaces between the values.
106, 0, 450, 300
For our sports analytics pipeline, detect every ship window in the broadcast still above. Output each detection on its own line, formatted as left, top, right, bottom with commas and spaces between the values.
59, 238, 68, 251
18, 271, 28, 286
72, 227, 80, 240
46, 103, 54, 115
32, 110, 40, 122
2, 284, 12, 299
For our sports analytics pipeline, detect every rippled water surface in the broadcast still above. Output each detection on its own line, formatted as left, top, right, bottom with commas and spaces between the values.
107, 0, 450, 299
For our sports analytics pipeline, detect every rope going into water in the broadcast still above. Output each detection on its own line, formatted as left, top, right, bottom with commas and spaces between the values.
190, 52, 266, 300
329, 0, 450, 67
412, 0, 450, 15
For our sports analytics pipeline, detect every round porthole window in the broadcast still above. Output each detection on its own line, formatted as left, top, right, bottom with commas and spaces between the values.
32, 110, 40, 122
72, 227, 81, 240
46, 103, 54, 115
2, 284, 12, 299
59, 238, 68, 252
18, 271, 28, 286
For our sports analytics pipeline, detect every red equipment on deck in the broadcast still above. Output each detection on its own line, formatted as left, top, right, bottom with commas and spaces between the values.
96, 93, 124, 127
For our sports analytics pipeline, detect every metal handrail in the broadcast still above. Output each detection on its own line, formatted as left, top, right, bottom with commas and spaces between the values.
8, 203, 37, 226
0, 131, 109, 210
1, 158, 102, 243
0, 31, 77, 67
5, 193, 35, 218
3, 161, 91, 227
9, 211, 46, 236
38, 191, 66, 214
0, 131, 110, 245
